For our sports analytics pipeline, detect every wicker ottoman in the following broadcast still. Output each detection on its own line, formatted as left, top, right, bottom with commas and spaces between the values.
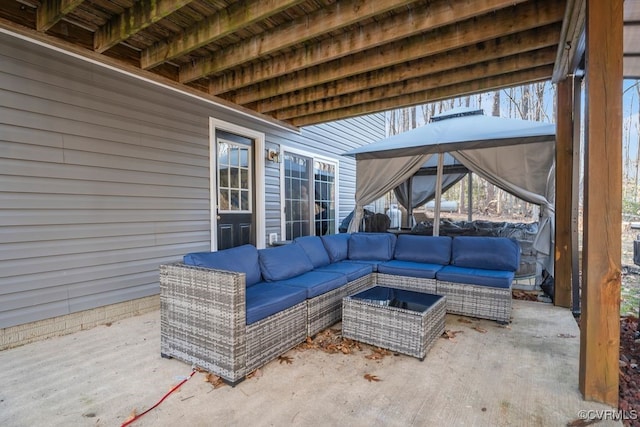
342, 286, 446, 360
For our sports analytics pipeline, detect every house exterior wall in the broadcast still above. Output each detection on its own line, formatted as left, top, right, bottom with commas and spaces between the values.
0, 31, 385, 334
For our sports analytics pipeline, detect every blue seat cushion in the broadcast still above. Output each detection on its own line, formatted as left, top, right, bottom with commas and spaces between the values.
321, 233, 351, 262
314, 261, 372, 281
294, 236, 331, 268
275, 271, 348, 299
183, 244, 262, 287
245, 282, 307, 325
436, 265, 515, 289
451, 236, 520, 271
394, 235, 452, 265
378, 260, 443, 279
258, 243, 314, 282
349, 259, 385, 272
348, 233, 397, 261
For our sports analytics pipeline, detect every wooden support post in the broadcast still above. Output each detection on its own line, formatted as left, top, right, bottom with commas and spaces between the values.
554, 77, 574, 308
580, 0, 623, 406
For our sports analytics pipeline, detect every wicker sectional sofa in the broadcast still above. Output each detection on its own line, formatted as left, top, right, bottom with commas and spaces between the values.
160, 232, 520, 384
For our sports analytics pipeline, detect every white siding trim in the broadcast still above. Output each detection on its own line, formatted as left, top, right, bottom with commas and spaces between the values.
209, 118, 266, 250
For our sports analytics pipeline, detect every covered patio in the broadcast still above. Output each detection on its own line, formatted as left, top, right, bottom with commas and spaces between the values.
0, 0, 637, 414
0, 300, 620, 426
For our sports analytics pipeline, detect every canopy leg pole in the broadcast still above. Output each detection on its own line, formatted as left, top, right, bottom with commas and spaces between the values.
433, 153, 444, 236
467, 172, 473, 222
406, 176, 413, 228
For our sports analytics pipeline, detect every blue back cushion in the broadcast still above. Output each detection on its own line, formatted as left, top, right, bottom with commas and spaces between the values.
451, 236, 520, 271
348, 233, 397, 261
321, 233, 351, 262
183, 244, 262, 287
258, 243, 314, 282
394, 235, 452, 265
294, 236, 331, 268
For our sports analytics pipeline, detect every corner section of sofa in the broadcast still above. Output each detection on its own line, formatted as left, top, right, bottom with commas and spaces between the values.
435, 236, 520, 323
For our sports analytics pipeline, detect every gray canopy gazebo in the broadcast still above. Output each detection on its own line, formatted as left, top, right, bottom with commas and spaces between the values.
343, 107, 556, 275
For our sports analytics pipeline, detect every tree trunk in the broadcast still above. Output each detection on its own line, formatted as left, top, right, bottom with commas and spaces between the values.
522, 85, 530, 119
492, 91, 500, 116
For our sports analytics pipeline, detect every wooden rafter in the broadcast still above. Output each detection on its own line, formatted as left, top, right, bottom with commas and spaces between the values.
289, 65, 553, 126
272, 48, 557, 120
36, 0, 84, 32
184, 0, 530, 85
253, 27, 561, 113
140, 0, 305, 70
218, 0, 565, 102
94, 0, 194, 53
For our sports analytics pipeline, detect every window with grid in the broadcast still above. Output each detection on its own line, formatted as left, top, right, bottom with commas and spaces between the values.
283, 152, 337, 240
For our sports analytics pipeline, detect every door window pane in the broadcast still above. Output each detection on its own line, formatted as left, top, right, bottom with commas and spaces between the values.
218, 139, 252, 213
314, 160, 336, 236
284, 153, 311, 240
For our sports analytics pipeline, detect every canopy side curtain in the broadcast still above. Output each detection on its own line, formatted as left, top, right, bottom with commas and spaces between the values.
452, 140, 556, 275
394, 173, 466, 212
347, 154, 432, 233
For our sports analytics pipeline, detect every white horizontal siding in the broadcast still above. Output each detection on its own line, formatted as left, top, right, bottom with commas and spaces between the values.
0, 31, 384, 329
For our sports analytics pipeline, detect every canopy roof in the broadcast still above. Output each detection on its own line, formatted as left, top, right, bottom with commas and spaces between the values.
345, 108, 556, 160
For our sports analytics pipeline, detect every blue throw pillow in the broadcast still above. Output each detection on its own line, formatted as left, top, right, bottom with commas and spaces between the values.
258, 243, 315, 282
294, 236, 331, 268
348, 233, 397, 261
321, 233, 351, 263
183, 244, 262, 287
451, 236, 521, 271
394, 235, 452, 265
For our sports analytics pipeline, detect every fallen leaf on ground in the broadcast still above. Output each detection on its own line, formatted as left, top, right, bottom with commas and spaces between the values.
442, 330, 463, 340
472, 326, 488, 333
278, 355, 293, 364
205, 373, 226, 388
364, 373, 381, 382
246, 369, 263, 379
124, 409, 137, 423
458, 318, 473, 324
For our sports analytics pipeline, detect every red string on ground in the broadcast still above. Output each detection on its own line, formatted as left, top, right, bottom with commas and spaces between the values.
120, 368, 196, 427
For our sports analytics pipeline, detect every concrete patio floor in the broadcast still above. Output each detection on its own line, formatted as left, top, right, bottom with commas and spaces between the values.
0, 300, 621, 427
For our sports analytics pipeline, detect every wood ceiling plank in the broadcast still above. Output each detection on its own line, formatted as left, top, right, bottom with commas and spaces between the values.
141, 0, 306, 70
213, 0, 565, 99
289, 65, 553, 126
181, 0, 529, 83
93, 0, 194, 53
253, 26, 561, 112
37, 0, 85, 32
273, 47, 557, 120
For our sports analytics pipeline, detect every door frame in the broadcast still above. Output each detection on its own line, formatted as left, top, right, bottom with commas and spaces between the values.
279, 146, 340, 238
210, 117, 266, 250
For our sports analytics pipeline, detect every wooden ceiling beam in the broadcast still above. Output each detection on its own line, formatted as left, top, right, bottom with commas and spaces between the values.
36, 0, 84, 32
179, 0, 422, 83
254, 26, 561, 113
93, 0, 193, 53
273, 48, 557, 121
180, 0, 523, 85
221, 0, 565, 102
289, 65, 554, 127
141, 0, 305, 70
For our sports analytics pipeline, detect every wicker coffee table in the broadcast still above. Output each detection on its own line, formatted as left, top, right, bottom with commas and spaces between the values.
342, 286, 446, 360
